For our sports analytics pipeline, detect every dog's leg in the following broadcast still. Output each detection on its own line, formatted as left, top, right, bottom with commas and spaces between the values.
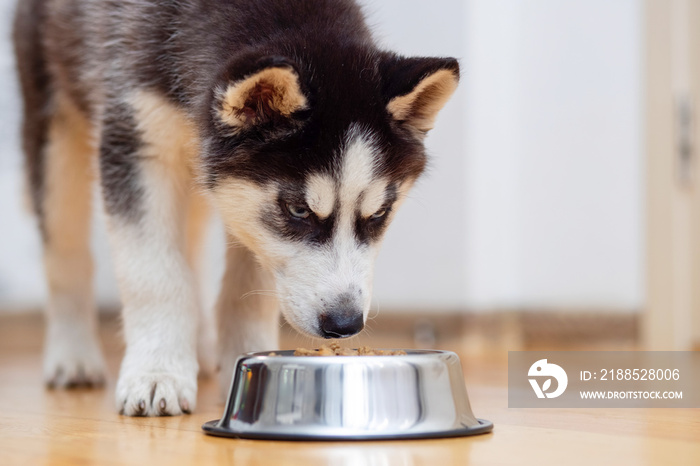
184, 191, 216, 377
101, 96, 199, 416
216, 239, 279, 396
39, 95, 107, 388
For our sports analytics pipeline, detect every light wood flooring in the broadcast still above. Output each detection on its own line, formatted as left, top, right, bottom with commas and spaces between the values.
0, 314, 698, 466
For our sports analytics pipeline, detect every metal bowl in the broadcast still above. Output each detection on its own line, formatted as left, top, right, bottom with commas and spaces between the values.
203, 349, 493, 440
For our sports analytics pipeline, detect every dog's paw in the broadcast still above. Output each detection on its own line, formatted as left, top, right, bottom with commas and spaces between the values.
116, 358, 198, 416
43, 327, 107, 388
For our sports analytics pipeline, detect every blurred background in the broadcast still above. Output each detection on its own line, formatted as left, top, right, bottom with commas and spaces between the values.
0, 0, 697, 351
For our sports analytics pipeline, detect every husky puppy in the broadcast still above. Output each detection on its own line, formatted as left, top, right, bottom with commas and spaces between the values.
13, 0, 459, 416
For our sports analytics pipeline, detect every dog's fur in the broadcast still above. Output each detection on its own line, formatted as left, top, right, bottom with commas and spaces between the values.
13, 0, 459, 416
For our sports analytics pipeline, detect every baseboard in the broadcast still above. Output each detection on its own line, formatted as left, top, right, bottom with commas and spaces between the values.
279, 310, 640, 350
1, 309, 640, 352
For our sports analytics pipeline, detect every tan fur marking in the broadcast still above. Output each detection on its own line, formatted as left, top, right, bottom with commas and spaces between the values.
386, 69, 458, 133
387, 179, 416, 223
218, 67, 308, 127
212, 179, 278, 260
43, 92, 96, 297
184, 190, 210, 273
183, 189, 215, 376
395, 179, 415, 206
360, 178, 389, 217
128, 90, 210, 265
305, 173, 336, 219
129, 91, 200, 180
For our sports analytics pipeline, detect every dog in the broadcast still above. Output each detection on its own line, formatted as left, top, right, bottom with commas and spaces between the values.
13, 0, 459, 416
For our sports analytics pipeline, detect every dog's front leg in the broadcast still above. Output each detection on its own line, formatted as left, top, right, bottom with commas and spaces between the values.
100, 101, 199, 416
216, 240, 279, 397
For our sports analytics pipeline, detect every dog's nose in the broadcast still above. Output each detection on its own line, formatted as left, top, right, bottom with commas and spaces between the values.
319, 311, 364, 338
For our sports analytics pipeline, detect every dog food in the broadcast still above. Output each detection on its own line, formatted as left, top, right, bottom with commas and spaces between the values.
294, 343, 407, 356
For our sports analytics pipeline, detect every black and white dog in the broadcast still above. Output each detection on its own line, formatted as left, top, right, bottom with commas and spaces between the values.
13, 0, 459, 416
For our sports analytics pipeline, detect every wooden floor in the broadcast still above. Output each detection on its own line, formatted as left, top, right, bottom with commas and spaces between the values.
1, 314, 698, 466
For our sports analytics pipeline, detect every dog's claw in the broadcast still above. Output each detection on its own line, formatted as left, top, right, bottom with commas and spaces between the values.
136, 400, 146, 415
159, 398, 167, 414
180, 398, 190, 414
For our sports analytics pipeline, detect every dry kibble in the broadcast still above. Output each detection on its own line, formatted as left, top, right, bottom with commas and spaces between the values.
335, 347, 357, 356
316, 345, 335, 356
293, 344, 407, 356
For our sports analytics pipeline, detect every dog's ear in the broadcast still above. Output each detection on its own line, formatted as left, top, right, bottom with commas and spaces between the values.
383, 56, 459, 136
216, 58, 308, 132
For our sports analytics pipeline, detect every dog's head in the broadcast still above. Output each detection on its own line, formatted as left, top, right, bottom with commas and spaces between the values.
202, 49, 458, 338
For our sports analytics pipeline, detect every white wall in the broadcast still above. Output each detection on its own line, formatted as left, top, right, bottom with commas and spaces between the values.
0, 0, 643, 314
463, 0, 643, 311
0, 0, 34, 307
359, 0, 470, 310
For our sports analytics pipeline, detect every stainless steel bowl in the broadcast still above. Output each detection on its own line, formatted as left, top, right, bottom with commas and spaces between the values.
203, 349, 493, 440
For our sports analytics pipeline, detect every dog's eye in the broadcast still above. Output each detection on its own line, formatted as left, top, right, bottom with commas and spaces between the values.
370, 208, 387, 220
287, 204, 310, 219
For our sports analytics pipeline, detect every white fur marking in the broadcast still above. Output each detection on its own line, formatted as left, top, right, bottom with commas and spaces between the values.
338, 126, 380, 214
